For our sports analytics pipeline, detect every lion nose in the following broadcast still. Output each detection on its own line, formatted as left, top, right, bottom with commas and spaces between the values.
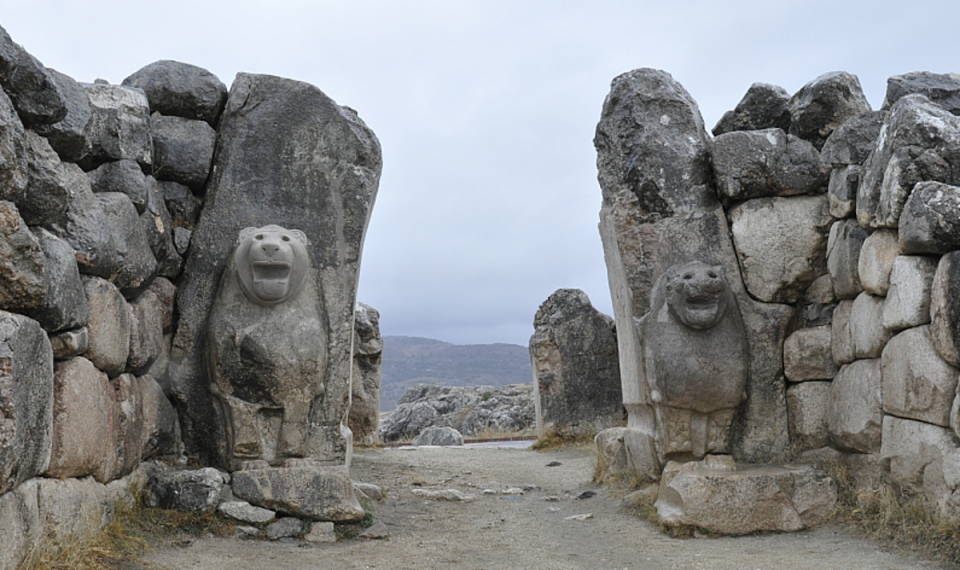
261, 242, 280, 256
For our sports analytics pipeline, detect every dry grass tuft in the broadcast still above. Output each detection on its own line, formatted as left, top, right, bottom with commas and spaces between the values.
530, 429, 594, 451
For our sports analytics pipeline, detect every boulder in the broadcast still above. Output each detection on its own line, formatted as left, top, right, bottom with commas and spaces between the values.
0, 200, 46, 314
883, 71, 960, 115
349, 302, 382, 446
880, 415, 960, 518
729, 195, 832, 303
931, 251, 960, 366
594, 427, 661, 483
80, 83, 152, 171
819, 110, 887, 166
0, 25, 65, 126
0, 311, 53, 494
21, 129, 79, 227
140, 177, 181, 278
232, 464, 365, 522
127, 288, 164, 375
881, 326, 958, 427
36, 476, 114, 551
655, 458, 837, 534
826, 218, 868, 299
31, 227, 89, 332
788, 71, 872, 150
412, 426, 464, 446
145, 277, 176, 333
160, 180, 201, 229
0, 479, 41, 570
882, 255, 937, 330
827, 359, 882, 453
122, 60, 227, 125
784, 326, 838, 382
87, 159, 150, 214
831, 299, 855, 365
899, 180, 960, 254
827, 164, 859, 218
711, 128, 826, 199
171, 73, 381, 467
82, 276, 131, 377
711, 82, 791, 136
50, 327, 88, 360
804, 273, 836, 304
218, 501, 276, 524
786, 381, 831, 450
173, 227, 191, 256
529, 288, 621, 437
109, 373, 144, 480
32, 68, 92, 162
857, 94, 960, 229
149, 113, 216, 189
858, 229, 900, 296
137, 374, 178, 459
265, 517, 302, 540
0, 87, 27, 205
144, 468, 226, 513
850, 292, 893, 359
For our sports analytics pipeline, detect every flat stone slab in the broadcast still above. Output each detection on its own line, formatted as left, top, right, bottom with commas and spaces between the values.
655, 457, 837, 535
231, 465, 364, 522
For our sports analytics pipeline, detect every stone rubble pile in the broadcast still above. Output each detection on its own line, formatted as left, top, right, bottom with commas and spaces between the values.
0, 24, 382, 569
594, 67, 960, 532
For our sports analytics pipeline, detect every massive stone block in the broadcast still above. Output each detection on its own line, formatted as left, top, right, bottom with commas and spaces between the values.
149, 114, 216, 190
882, 255, 937, 330
122, 60, 228, 126
819, 110, 886, 166
826, 218, 868, 299
82, 276, 131, 378
32, 68, 92, 163
827, 359, 882, 453
786, 381, 831, 450
171, 73, 381, 467
881, 415, 960, 519
231, 464, 364, 522
784, 326, 837, 382
881, 326, 958, 427
0, 479, 40, 570
711, 128, 826, 200
32, 227, 89, 333
0, 25, 65, 127
788, 71, 872, 150
0, 311, 53, 494
899, 181, 960, 254
21, 130, 79, 227
80, 83, 152, 171
858, 229, 900, 296
348, 302, 382, 446
850, 292, 893, 359
711, 82, 791, 136
0, 87, 27, 206
931, 251, 960, 366
0, 200, 46, 314
883, 71, 960, 115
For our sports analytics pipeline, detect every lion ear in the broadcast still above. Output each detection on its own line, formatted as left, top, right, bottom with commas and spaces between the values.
288, 229, 308, 245
712, 264, 725, 276
239, 227, 259, 243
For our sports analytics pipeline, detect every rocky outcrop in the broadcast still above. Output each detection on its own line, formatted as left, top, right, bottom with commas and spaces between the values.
529, 289, 621, 437
349, 303, 383, 446
379, 384, 534, 442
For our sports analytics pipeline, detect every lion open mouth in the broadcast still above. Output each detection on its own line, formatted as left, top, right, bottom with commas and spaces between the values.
251, 261, 292, 299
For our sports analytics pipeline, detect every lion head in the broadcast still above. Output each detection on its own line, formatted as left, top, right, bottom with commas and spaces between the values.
663, 261, 730, 329
234, 225, 310, 305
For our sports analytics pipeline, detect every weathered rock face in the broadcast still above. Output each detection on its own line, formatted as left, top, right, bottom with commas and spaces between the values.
881, 326, 958, 427
529, 288, 621, 437
149, 113, 216, 190
883, 71, 960, 115
231, 464, 364, 522
828, 359, 882, 453
899, 181, 960, 254
712, 128, 826, 200
144, 468, 226, 513
31, 68, 92, 163
206, 225, 327, 470
882, 255, 937, 330
784, 326, 837, 382
0, 25, 65, 127
171, 73, 381, 467
655, 457, 837, 535
412, 426, 463, 446
0, 201, 46, 314
826, 218, 868, 299
931, 252, 960, 366
786, 381, 831, 450
122, 60, 228, 126
82, 276, 131, 378
348, 302, 382, 446
0, 312, 53, 494
0, 88, 27, 207
787, 71, 872, 150
819, 110, 887, 166
858, 229, 900, 296
711, 83, 791, 136
80, 83, 153, 171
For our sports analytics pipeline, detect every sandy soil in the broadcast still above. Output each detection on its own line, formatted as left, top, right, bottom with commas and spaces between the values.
142, 445, 958, 570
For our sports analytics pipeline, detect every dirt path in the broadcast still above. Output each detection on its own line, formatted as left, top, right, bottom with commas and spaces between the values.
143, 445, 957, 570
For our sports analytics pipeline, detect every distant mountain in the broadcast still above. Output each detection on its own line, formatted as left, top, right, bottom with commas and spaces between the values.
379, 336, 532, 411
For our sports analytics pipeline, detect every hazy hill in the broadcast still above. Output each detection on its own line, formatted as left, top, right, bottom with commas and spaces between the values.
380, 336, 532, 411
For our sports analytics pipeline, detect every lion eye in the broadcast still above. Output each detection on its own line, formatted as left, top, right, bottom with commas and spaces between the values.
282, 235, 290, 242
255, 234, 263, 240
683, 273, 693, 280
707, 271, 717, 279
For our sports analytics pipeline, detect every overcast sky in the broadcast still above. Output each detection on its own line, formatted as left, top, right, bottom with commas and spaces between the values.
3, 1, 959, 346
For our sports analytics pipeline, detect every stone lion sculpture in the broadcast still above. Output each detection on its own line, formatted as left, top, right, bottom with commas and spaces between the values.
639, 261, 748, 460
205, 225, 327, 470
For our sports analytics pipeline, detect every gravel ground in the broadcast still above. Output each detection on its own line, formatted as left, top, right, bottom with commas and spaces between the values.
142, 445, 958, 570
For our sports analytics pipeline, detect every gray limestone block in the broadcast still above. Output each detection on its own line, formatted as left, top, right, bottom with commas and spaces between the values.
232, 465, 365, 522
21, 129, 76, 227
145, 467, 227, 513
412, 426, 464, 446
87, 159, 150, 214
831, 300, 855, 365
881, 326, 958, 427
880, 415, 960, 500
150, 113, 216, 190
0, 25, 65, 126
96, 192, 157, 296
826, 219, 868, 300
31, 227, 89, 332
173, 226, 191, 256
594, 68, 717, 226
857, 94, 960, 229
931, 252, 960, 366
127, 290, 164, 376
36, 476, 115, 553
80, 83, 152, 171
858, 229, 900, 296
827, 358, 882, 453
306, 521, 338, 542
0, 87, 27, 206
171, 73, 381, 467
218, 501, 276, 524
107, 373, 144, 481
145, 277, 176, 334
850, 292, 893, 359
0, 479, 41, 570
828, 165, 859, 219
160, 180, 201, 229
140, 177, 182, 279
786, 381, 831, 450
883, 71, 960, 115
32, 68, 92, 163
50, 327, 88, 360
82, 276, 131, 377
0, 311, 53, 494
899, 180, 960, 254
712, 128, 827, 200
0, 201, 46, 314
788, 71, 872, 150
882, 255, 937, 330
784, 326, 838, 382
266, 517, 302, 540
122, 60, 228, 126
819, 111, 887, 166
138, 374, 178, 460
804, 273, 836, 304
729, 195, 832, 303
349, 302, 382, 446
711, 82, 791, 136
530, 288, 621, 437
